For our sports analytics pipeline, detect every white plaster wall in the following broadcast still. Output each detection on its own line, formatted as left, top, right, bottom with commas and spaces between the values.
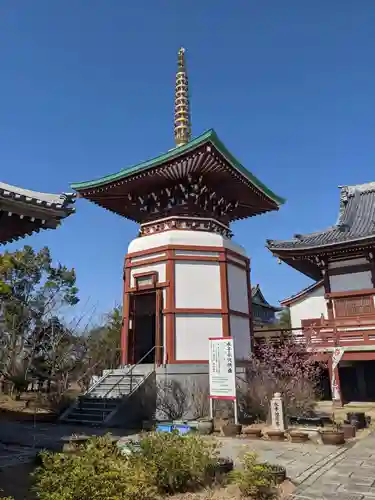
227, 264, 249, 314
130, 262, 166, 288
230, 315, 251, 359
128, 230, 246, 256
131, 252, 166, 264
330, 272, 372, 292
328, 257, 368, 269
175, 314, 223, 360
289, 285, 327, 329
175, 261, 221, 309
227, 255, 246, 266
175, 250, 220, 257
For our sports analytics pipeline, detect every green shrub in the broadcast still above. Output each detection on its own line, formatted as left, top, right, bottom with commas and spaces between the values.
33, 434, 159, 500
33, 432, 221, 499
229, 452, 278, 499
138, 431, 220, 494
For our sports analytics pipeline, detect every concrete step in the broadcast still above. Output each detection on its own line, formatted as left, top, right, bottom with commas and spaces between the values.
102, 375, 143, 383
89, 390, 130, 398
74, 406, 115, 414
76, 398, 118, 411
66, 412, 112, 422
60, 367, 150, 425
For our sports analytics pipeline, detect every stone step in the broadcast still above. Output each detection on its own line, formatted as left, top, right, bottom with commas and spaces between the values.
88, 390, 130, 398
74, 406, 116, 414
66, 411, 111, 422
60, 367, 150, 425
76, 401, 118, 410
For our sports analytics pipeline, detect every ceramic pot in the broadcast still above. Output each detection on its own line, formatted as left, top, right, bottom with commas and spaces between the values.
342, 424, 356, 439
289, 431, 309, 443
267, 430, 285, 442
347, 412, 366, 429
321, 431, 345, 445
208, 457, 234, 479
261, 464, 286, 484
350, 417, 360, 430
222, 423, 242, 436
243, 427, 262, 439
197, 419, 214, 435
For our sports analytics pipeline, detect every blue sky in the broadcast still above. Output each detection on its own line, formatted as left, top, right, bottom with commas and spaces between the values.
1, 1, 375, 321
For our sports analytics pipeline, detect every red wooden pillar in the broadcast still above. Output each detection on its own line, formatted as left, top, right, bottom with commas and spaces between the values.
121, 257, 131, 366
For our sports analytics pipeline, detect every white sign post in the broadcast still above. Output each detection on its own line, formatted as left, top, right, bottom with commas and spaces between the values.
208, 337, 238, 424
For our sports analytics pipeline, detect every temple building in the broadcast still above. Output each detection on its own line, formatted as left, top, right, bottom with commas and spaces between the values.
268, 182, 375, 404
251, 284, 281, 327
0, 181, 75, 244
63, 48, 284, 425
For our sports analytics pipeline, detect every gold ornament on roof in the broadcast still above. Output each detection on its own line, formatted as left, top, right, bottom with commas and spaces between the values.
174, 47, 191, 147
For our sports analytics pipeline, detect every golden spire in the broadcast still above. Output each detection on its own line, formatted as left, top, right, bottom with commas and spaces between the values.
174, 47, 191, 147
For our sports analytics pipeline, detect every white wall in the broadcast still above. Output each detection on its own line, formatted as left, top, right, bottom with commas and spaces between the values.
289, 285, 327, 329
128, 229, 246, 256
227, 264, 249, 314
175, 261, 221, 309
328, 257, 368, 269
328, 257, 372, 292
130, 262, 166, 288
330, 272, 372, 292
175, 314, 222, 360
230, 315, 251, 359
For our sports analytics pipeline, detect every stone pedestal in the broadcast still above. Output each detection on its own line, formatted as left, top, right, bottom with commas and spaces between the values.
270, 392, 287, 431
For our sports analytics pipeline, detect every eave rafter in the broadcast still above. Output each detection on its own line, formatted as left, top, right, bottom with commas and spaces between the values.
76, 141, 281, 224
270, 241, 375, 280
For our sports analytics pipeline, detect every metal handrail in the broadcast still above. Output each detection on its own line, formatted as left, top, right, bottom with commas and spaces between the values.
102, 345, 162, 399
85, 349, 123, 395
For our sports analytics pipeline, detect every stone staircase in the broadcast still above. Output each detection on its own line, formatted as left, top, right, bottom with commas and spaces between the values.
60, 366, 155, 426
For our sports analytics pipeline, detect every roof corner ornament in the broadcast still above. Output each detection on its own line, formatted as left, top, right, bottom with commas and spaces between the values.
174, 47, 191, 148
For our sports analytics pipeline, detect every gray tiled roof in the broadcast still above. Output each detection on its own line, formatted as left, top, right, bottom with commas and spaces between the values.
251, 284, 281, 311
0, 182, 75, 244
267, 182, 375, 251
0, 182, 75, 209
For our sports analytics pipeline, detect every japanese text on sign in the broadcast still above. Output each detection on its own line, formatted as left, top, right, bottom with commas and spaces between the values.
209, 337, 236, 400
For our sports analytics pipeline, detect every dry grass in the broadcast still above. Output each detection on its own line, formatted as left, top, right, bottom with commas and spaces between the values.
0, 390, 80, 423
171, 480, 295, 499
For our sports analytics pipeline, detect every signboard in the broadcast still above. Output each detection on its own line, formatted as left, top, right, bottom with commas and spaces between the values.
208, 337, 236, 400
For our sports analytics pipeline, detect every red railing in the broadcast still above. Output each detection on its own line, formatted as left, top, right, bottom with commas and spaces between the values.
301, 316, 375, 349
254, 320, 375, 350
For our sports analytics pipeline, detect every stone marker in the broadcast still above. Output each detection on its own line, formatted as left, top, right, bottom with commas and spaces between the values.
270, 392, 287, 431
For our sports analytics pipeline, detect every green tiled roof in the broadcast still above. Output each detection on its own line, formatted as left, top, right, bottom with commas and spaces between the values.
71, 129, 285, 206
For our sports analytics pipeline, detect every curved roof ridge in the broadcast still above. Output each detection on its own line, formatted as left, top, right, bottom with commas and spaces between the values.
72, 128, 285, 206
339, 181, 375, 196
280, 279, 324, 306
0, 182, 74, 208
71, 129, 215, 190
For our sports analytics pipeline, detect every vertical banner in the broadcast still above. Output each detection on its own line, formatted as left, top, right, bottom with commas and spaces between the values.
331, 347, 345, 402
208, 337, 236, 400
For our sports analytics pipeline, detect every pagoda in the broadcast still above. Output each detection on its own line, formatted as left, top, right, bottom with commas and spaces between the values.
72, 48, 284, 368
268, 182, 375, 404
251, 285, 282, 327
0, 181, 75, 244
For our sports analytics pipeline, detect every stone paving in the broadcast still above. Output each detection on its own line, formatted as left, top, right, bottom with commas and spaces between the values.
0, 443, 36, 468
218, 437, 346, 483
292, 434, 375, 499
